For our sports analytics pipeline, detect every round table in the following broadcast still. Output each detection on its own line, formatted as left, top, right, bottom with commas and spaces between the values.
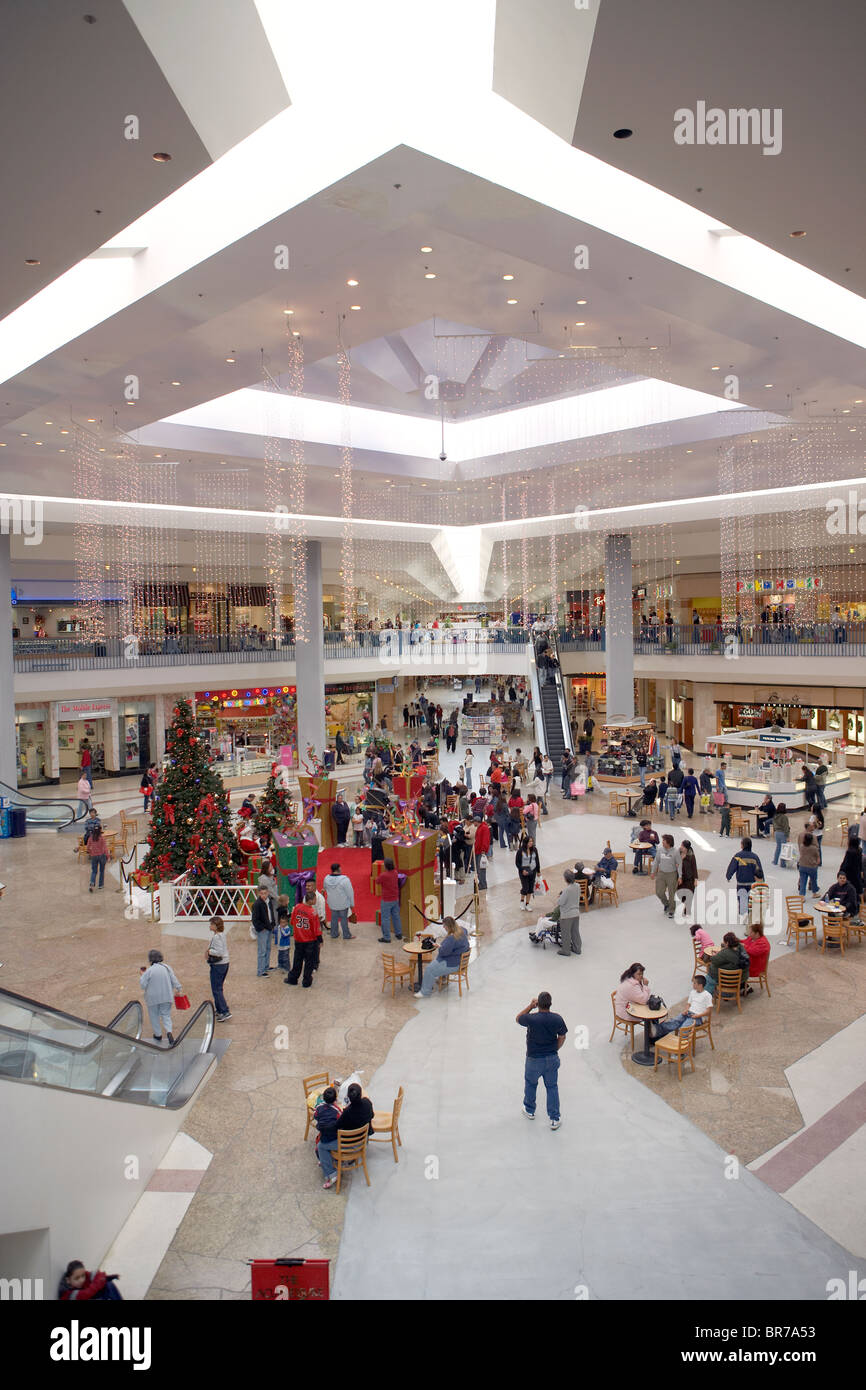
627, 1002, 669, 1066
402, 938, 436, 991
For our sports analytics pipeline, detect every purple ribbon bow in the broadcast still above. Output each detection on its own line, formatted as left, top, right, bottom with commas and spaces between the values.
286, 868, 317, 905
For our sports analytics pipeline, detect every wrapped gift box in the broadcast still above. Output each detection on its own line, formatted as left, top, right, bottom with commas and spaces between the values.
273, 829, 319, 900
392, 771, 426, 802
385, 829, 438, 939
298, 775, 340, 848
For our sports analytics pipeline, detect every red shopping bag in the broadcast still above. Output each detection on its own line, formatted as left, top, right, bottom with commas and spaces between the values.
174, 993, 191, 1010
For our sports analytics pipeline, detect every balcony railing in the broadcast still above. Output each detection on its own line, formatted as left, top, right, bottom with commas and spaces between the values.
13, 628, 530, 672
558, 622, 866, 656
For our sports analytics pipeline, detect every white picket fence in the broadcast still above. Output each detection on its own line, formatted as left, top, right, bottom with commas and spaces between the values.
158, 871, 257, 923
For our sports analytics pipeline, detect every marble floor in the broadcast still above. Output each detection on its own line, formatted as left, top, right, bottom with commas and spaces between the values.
2, 706, 864, 1299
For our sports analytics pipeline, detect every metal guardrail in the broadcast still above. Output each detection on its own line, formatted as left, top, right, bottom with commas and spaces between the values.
558, 623, 866, 657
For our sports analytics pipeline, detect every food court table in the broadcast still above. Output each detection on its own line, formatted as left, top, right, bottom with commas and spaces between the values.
627, 1002, 669, 1066
402, 938, 436, 990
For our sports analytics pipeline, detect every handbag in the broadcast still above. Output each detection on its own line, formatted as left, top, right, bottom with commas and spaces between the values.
647, 994, 665, 1011
348, 909, 358, 924
174, 993, 191, 1010
712, 790, 725, 806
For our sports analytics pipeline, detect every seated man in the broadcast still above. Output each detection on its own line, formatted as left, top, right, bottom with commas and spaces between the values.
822, 870, 861, 924
591, 847, 618, 887
653, 973, 713, 1039
631, 820, 659, 873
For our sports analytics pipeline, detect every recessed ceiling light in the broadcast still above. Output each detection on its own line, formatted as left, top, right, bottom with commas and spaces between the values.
225, 356, 235, 363
292, 329, 300, 336
424, 272, 436, 279
44, 420, 53, 425
98, 447, 105, 452
855, 400, 863, 404
675, 559, 680, 564
171, 380, 181, 386
0, 443, 5, 447
789, 230, 806, 238
60, 429, 69, 434
350, 304, 361, 310
420, 246, 433, 253
87, 418, 96, 422
35, 441, 42, 445
24, 258, 40, 266
756, 553, 762, 559
710, 365, 720, 371
507, 298, 517, 304
20, 433, 27, 437
650, 345, 658, 350
576, 299, 587, 305
283, 308, 294, 315
502, 274, 514, 281
575, 321, 585, 327
685, 449, 693, 454
764, 383, 773, 388
59, 448, 65, 452
152, 152, 172, 162
613, 128, 633, 139
347, 279, 359, 286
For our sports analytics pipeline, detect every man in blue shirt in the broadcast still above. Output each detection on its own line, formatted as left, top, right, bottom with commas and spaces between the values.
725, 837, 765, 920
516, 992, 568, 1129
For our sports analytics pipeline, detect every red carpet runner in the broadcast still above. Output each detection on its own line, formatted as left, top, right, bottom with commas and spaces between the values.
315, 846, 381, 924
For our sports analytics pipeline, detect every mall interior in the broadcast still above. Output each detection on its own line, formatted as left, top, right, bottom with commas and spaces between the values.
1, 0, 865, 1311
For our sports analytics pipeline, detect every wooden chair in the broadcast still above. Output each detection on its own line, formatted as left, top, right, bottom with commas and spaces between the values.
745, 960, 771, 997
612, 851, 626, 873
785, 895, 817, 951
334, 1125, 371, 1192
596, 870, 618, 909
609, 992, 637, 1047
838, 818, 849, 847
690, 1008, 714, 1052
371, 1086, 404, 1163
815, 907, 848, 954
846, 918, 866, 946
608, 791, 621, 817
652, 1027, 696, 1080
578, 878, 591, 911
716, 968, 744, 1012
436, 949, 471, 997
729, 813, 749, 838
381, 951, 413, 997
748, 883, 770, 927
302, 1071, 331, 1141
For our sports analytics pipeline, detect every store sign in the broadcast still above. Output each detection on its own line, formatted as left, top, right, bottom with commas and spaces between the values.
324, 682, 374, 695
55, 700, 112, 720
735, 577, 822, 592
757, 734, 791, 743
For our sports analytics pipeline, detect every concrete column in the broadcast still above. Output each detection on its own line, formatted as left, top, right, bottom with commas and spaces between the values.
0, 535, 16, 787
104, 699, 121, 773
153, 694, 167, 762
603, 533, 634, 722
692, 682, 716, 758
45, 702, 60, 781
295, 540, 326, 759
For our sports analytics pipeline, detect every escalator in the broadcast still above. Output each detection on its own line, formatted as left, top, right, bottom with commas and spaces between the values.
0, 987, 215, 1108
0, 779, 89, 831
530, 631, 573, 764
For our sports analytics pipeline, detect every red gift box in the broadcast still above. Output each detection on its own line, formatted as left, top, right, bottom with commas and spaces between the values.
392, 771, 426, 801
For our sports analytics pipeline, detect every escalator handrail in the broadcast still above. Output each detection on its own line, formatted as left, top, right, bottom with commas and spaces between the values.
0, 986, 213, 1055
0, 779, 87, 830
105, 1000, 143, 1037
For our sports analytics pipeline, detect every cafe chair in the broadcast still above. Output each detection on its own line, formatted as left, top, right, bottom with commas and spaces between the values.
579, 878, 591, 911
302, 1071, 331, 1141
715, 968, 744, 1012
652, 1027, 696, 1081
609, 992, 637, 1048
785, 895, 817, 952
612, 851, 626, 872
334, 1126, 372, 1192
607, 791, 621, 817
729, 813, 749, 838
381, 951, 413, 998
690, 1007, 714, 1052
846, 918, 866, 947
816, 910, 848, 955
371, 1086, 404, 1163
596, 871, 619, 909
748, 883, 770, 928
436, 949, 471, 997
746, 961, 771, 997
838, 818, 849, 847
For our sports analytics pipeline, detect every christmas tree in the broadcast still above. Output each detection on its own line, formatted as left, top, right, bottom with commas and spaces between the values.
253, 771, 293, 837
141, 698, 241, 883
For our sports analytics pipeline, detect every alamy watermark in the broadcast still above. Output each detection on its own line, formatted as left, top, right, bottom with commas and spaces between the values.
826, 492, 866, 536
674, 102, 782, 156
0, 497, 43, 545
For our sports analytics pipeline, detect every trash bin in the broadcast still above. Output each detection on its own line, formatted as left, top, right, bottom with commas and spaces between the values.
9, 807, 27, 837
0, 809, 11, 838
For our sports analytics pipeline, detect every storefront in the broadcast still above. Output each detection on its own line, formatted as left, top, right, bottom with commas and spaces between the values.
117, 700, 154, 773
15, 706, 49, 786
324, 682, 374, 742
570, 675, 606, 715
56, 699, 114, 782
195, 686, 296, 763
134, 582, 190, 638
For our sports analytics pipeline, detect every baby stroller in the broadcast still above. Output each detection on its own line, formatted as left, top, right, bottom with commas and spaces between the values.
529, 912, 560, 949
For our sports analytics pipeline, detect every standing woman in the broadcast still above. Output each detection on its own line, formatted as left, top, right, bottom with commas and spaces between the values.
772, 802, 791, 866
86, 823, 109, 892
806, 805, 824, 866
677, 839, 698, 919
556, 869, 583, 957
515, 833, 541, 912
140, 948, 182, 1045
464, 748, 474, 789
492, 792, 510, 853
205, 916, 231, 1021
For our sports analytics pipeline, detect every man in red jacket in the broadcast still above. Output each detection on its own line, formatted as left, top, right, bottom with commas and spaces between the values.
286, 885, 323, 988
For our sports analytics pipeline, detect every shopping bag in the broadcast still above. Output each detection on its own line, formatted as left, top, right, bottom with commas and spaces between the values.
700, 793, 711, 808
174, 993, 191, 1010
712, 791, 725, 806
571, 780, 585, 796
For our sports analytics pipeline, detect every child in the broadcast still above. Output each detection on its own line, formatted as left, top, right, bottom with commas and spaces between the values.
313, 1085, 343, 1191
690, 923, 715, 961
276, 898, 292, 971
58, 1261, 122, 1301
351, 806, 365, 846
719, 795, 731, 837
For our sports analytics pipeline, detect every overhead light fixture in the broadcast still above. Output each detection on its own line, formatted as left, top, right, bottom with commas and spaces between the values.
575, 321, 585, 327
292, 329, 300, 336
764, 383, 773, 388
420, 246, 433, 253
283, 308, 294, 315
35, 441, 42, 445
171, 380, 181, 386
685, 449, 693, 454
502, 274, 514, 281
350, 304, 361, 310
60, 429, 69, 434
424, 272, 436, 279
20, 433, 27, 437
613, 128, 633, 139
44, 420, 53, 425
710, 365, 720, 371
87, 418, 96, 422
225, 355, 235, 363
789, 230, 806, 238
152, 152, 172, 162
855, 399, 863, 404
347, 278, 359, 286
24, 258, 40, 266
576, 299, 587, 305
506, 298, 517, 305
